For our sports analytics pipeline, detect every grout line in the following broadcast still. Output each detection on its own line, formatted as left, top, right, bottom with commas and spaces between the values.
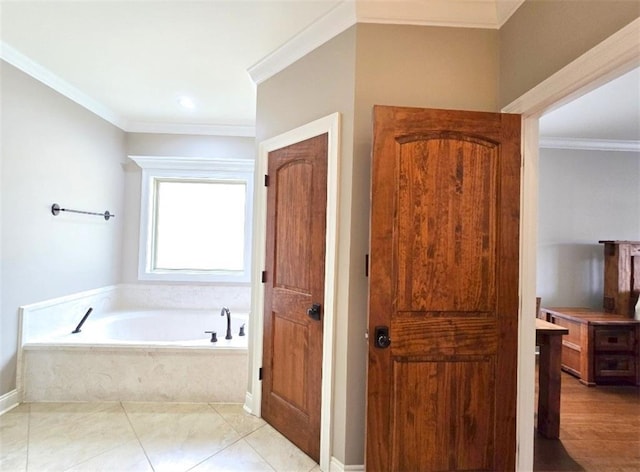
25, 403, 31, 471
184, 403, 259, 472
240, 423, 278, 472
120, 401, 156, 472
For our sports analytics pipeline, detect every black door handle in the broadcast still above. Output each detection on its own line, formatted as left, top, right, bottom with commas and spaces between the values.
374, 326, 391, 348
307, 303, 321, 321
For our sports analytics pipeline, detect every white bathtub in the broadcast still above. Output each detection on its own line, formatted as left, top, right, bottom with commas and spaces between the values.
48, 309, 249, 347
19, 308, 249, 403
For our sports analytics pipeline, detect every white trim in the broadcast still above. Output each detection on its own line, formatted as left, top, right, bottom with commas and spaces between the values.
514, 115, 539, 472
129, 155, 255, 172
496, 0, 527, 28
1, 42, 255, 137
250, 113, 341, 472
0, 389, 19, 415
504, 17, 640, 472
356, 16, 497, 29
243, 391, 253, 414
247, 0, 527, 85
1, 41, 126, 129
126, 121, 256, 137
539, 137, 640, 152
129, 156, 255, 284
248, 2, 356, 85
503, 18, 640, 117
329, 457, 365, 472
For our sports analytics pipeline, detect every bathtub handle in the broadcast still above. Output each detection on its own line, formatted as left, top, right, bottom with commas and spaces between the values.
205, 331, 218, 343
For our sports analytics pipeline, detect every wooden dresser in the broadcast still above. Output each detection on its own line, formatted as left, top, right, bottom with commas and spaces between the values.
538, 307, 640, 386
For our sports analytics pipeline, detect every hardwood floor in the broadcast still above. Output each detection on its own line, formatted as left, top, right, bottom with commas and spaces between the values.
534, 369, 640, 471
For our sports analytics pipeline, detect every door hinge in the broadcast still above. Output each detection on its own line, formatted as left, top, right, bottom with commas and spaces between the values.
264, 174, 269, 187
365, 254, 369, 277
258, 367, 263, 380
261, 271, 267, 283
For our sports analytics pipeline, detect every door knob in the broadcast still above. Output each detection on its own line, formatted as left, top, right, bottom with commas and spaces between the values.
307, 303, 321, 321
374, 326, 391, 348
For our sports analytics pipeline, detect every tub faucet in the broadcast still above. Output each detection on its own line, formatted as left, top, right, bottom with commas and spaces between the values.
221, 307, 232, 340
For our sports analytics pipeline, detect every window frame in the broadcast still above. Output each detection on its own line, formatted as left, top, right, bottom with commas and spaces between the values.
130, 156, 254, 284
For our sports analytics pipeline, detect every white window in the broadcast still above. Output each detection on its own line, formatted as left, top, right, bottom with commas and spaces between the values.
130, 156, 254, 283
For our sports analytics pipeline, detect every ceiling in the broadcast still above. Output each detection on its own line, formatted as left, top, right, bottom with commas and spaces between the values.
539, 66, 640, 146
1, 0, 638, 145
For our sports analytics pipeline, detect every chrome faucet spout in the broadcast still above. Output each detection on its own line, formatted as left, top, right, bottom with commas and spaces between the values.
221, 307, 232, 340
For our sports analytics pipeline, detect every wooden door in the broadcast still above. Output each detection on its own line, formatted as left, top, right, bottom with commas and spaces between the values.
366, 106, 521, 471
261, 133, 328, 462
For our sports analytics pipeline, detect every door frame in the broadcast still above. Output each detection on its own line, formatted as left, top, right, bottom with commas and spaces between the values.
504, 18, 639, 471
247, 112, 341, 471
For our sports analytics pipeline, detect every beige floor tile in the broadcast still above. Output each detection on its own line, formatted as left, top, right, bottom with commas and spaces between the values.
123, 402, 240, 472
27, 402, 137, 471
0, 405, 30, 472
244, 424, 317, 472
210, 403, 266, 436
191, 439, 275, 471
65, 441, 153, 472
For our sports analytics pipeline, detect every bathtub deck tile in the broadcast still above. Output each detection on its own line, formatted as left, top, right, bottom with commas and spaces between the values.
22, 348, 248, 403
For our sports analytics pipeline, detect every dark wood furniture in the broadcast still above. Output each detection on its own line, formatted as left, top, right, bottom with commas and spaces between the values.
536, 318, 569, 439
539, 307, 640, 386
599, 240, 640, 316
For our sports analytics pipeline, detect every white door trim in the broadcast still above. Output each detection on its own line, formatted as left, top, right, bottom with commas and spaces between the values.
504, 17, 639, 472
247, 113, 341, 472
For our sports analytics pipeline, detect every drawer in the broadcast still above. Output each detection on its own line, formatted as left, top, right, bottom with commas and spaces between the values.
594, 327, 635, 351
560, 343, 581, 376
595, 355, 636, 378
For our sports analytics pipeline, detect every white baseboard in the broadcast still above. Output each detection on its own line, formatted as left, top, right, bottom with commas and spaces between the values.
243, 391, 254, 415
0, 389, 19, 415
329, 457, 365, 472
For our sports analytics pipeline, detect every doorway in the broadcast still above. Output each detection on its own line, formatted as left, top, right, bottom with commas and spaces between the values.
503, 17, 639, 470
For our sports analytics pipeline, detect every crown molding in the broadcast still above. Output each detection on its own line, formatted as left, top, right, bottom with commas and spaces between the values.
2, 41, 255, 137
496, 0, 526, 28
248, 1, 357, 85
539, 137, 640, 152
248, 0, 526, 86
1, 41, 126, 129
128, 155, 255, 172
125, 121, 256, 137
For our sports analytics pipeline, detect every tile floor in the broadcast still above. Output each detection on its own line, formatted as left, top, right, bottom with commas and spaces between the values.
0, 402, 320, 472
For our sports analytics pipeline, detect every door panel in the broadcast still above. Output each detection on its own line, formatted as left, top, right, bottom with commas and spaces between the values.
391, 359, 494, 471
397, 134, 497, 312
262, 133, 328, 463
366, 106, 521, 471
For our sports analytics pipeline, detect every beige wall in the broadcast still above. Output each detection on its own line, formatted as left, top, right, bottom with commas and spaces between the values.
126, 133, 255, 160
500, 0, 640, 107
257, 23, 500, 466
1, 61, 126, 396
257, 12, 637, 464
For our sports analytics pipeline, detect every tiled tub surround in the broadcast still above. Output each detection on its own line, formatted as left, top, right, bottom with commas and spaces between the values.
18, 284, 250, 403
